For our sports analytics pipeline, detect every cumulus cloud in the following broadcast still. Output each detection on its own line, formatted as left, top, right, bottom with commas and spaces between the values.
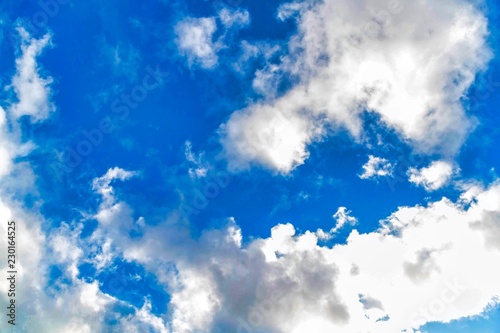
0, 29, 164, 331
0, 166, 171, 333
0, 32, 56, 333
221, 0, 491, 173
408, 160, 457, 191
0, 29, 167, 333
105, 177, 499, 333
2, 8, 497, 333
359, 155, 394, 180
0, 198, 113, 333
5, 158, 486, 333
221, 104, 323, 173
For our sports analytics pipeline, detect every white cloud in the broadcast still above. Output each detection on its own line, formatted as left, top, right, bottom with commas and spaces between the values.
0, 30, 59, 332
221, 0, 491, 173
0, 106, 36, 178
1, 12, 496, 333
184, 141, 208, 178
331, 206, 358, 232
91, 167, 138, 268
218, 7, 250, 28
175, 17, 220, 69
316, 206, 358, 240
276, 1, 306, 21
175, 8, 251, 69
8, 27, 55, 122
359, 155, 394, 179
49, 223, 84, 281
39, 163, 497, 333
116, 300, 169, 333
221, 104, 324, 173
0, 198, 115, 333
408, 160, 457, 191
0, 28, 54, 179
252, 64, 282, 98
169, 267, 222, 333
0, 108, 15, 178
0, 28, 168, 333
92, 166, 137, 206
0, 177, 168, 333
122, 182, 500, 333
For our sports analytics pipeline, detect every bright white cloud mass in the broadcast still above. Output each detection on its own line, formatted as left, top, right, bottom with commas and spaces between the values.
0, 1, 499, 333
6, 163, 499, 332
221, 0, 491, 172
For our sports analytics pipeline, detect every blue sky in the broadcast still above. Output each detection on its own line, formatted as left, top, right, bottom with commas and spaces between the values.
0, 0, 499, 332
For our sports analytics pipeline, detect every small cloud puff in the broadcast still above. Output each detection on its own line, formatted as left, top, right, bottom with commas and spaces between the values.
359, 155, 394, 180
175, 17, 220, 69
332, 206, 358, 233
408, 160, 457, 191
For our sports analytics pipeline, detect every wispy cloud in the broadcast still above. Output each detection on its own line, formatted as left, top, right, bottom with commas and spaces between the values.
184, 141, 208, 179
175, 7, 251, 69
8, 27, 55, 122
